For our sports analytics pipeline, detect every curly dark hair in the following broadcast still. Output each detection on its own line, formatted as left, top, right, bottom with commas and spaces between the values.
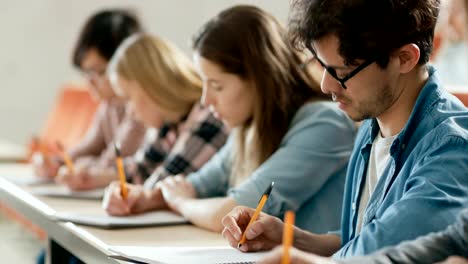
289, 0, 440, 68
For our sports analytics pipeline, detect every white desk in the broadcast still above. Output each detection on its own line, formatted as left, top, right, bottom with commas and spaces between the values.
0, 164, 227, 263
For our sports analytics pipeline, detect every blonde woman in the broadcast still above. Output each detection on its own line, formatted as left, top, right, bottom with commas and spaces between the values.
62, 33, 228, 194
104, 6, 356, 235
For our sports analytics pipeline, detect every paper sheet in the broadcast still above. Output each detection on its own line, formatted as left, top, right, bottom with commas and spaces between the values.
30, 186, 105, 200
55, 210, 189, 228
108, 246, 270, 264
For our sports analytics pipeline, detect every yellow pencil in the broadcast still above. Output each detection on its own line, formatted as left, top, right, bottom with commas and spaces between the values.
238, 181, 274, 248
114, 142, 128, 200
281, 211, 295, 264
56, 141, 74, 174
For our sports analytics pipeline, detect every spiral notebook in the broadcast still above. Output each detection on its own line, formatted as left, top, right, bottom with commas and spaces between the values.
108, 246, 270, 264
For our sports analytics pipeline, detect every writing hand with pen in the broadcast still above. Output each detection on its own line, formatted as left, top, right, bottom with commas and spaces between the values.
222, 181, 336, 264
222, 206, 335, 264
103, 142, 170, 216
221, 182, 281, 252
53, 141, 91, 190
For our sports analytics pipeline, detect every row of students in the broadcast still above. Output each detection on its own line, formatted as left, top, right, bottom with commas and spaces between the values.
35, 10, 228, 192
33, 6, 355, 263
103, 6, 355, 234
34, 1, 468, 263
34, 10, 228, 264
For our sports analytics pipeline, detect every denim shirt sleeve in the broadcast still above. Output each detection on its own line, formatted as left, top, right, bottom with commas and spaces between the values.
186, 136, 233, 198
335, 133, 468, 257
228, 103, 355, 216
340, 209, 468, 264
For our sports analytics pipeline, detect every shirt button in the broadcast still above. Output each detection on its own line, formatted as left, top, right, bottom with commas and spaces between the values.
352, 202, 356, 211
401, 144, 406, 150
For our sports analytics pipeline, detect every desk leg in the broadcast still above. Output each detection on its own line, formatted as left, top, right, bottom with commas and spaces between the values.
47, 239, 84, 264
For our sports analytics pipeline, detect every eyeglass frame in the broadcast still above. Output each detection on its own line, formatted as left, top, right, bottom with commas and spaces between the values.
308, 51, 375, 89
80, 67, 107, 82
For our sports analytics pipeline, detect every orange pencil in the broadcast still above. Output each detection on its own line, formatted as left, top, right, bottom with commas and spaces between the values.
281, 211, 295, 264
56, 141, 74, 174
114, 142, 128, 200
238, 181, 274, 248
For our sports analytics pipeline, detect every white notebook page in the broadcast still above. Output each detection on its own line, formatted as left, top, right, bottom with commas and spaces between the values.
55, 210, 188, 228
109, 246, 270, 264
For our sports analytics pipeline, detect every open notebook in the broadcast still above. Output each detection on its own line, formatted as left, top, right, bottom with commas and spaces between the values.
108, 246, 270, 264
0, 163, 51, 186
7, 174, 52, 186
54, 210, 189, 229
30, 186, 105, 200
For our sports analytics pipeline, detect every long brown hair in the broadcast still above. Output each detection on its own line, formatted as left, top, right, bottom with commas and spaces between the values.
192, 5, 327, 183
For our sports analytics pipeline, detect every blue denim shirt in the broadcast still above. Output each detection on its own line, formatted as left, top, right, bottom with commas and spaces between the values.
334, 66, 468, 257
187, 101, 356, 234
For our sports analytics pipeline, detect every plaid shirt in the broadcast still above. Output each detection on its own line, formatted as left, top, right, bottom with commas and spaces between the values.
126, 103, 228, 187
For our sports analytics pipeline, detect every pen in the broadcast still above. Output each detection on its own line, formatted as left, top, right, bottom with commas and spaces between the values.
281, 211, 295, 264
114, 142, 128, 200
238, 181, 274, 248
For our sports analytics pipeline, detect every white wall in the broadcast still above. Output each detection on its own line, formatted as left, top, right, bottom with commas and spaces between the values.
0, 0, 288, 144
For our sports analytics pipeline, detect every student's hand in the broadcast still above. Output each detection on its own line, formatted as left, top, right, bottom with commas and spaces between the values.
221, 206, 284, 252
103, 181, 144, 215
102, 181, 163, 215
258, 246, 335, 264
437, 256, 468, 264
158, 175, 196, 213
32, 153, 61, 179
54, 162, 92, 191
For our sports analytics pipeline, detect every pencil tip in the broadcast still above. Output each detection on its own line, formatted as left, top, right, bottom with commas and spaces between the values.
264, 181, 274, 196
114, 142, 121, 156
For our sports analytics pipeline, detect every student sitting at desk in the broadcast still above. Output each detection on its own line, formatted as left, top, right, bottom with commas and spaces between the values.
103, 5, 356, 234
257, 208, 468, 264
98, 33, 228, 193
221, 0, 468, 259
33, 9, 146, 190
35, 9, 147, 264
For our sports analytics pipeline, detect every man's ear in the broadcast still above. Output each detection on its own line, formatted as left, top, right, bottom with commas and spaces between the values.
396, 44, 421, 74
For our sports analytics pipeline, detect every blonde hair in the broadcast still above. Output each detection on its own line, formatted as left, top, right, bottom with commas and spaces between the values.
109, 34, 202, 115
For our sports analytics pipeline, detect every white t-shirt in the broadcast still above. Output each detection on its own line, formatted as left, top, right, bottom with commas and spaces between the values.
356, 131, 398, 234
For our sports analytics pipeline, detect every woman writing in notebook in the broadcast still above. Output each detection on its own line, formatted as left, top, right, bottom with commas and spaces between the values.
103, 5, 356, 234
98, 33, 228, 196
33, 9, 147, 190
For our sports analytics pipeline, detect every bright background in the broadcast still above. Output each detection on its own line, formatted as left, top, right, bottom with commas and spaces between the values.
0, 0, 288, 144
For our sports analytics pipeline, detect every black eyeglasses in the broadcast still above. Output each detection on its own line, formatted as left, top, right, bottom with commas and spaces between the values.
310, 53, 375, 89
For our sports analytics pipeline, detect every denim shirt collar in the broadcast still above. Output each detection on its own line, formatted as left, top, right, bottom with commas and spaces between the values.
364, 66, 441, 160
354, 66, 443, 229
